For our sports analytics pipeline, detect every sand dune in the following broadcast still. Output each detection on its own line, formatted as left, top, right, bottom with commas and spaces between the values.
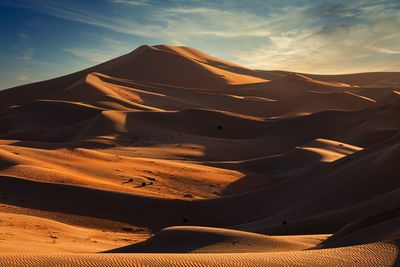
0, 240, 398, 267
0, 45, 400, 266
215, 138, 362, 177
0, 212, 146, 253
99, 45, 268, 88
106, 226, 324, 253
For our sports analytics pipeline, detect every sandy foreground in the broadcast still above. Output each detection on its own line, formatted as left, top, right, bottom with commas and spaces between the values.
0, 45, 400, 266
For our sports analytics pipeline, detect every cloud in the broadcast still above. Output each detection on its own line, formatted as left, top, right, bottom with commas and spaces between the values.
0, 1, 277, 39
165, 7, 217, 14
156, 6, 267, 38
18, 32, 30, 42
110, 0, 149, 6
372, 47, 400, 55
233, 17, 400, 73
1, 0, 399, 76
15, 74, 28, 81
18, 47, 35, 61
63, 47, 114, 63
1, 1, 161, 38
63, 37, 134, 63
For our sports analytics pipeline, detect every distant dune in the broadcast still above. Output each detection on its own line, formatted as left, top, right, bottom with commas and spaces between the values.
1, 45, 400, 266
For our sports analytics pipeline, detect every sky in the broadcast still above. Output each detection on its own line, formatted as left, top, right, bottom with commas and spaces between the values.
0, 0, 399, 89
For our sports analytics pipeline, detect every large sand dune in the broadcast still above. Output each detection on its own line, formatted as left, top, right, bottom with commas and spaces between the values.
0, 45, 400, 266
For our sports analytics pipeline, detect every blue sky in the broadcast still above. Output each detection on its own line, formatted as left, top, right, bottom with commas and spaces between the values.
0, 0, 399, 89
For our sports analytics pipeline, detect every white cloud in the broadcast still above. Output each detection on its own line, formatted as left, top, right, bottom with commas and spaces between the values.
63, 37, 134, 63
110, 0, 149, 6
63, 47, 114, 63
165, 7, 217, 14
1, 0, 399, 76
158, 7, 274, 38
233, 18, 400, 73
371, 46, 400, 55
2, 1, 161, 38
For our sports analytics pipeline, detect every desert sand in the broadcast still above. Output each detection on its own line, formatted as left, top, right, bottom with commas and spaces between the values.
0, 45, 400, 266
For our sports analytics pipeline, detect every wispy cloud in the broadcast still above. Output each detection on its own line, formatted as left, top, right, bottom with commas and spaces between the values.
0, 0, 399, 79
63, 37, 134, 63
63, 47, 114, 63
19, 47, 35, 61
14, 74, 28, 81
18, 32, 30, 42
165, 7, 217, 14
110, 0, 150, 6
158, 6, 274, 38
372, 46, 400, 55
234, 17, 400, 73
1, 1, 277, 39
1, 1, 161, 38
216, 1, 400, 73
